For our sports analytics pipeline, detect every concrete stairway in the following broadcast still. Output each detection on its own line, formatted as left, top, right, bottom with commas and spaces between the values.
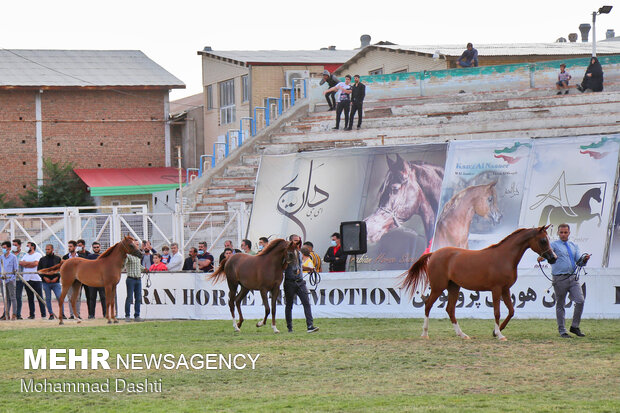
190, 85, 620, 217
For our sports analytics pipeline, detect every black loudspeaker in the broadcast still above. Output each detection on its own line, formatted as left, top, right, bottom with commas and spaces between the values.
340, 221, 367, 255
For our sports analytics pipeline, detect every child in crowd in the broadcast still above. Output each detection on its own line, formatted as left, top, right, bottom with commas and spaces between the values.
556, 63, 571, 95
160, 245, 171, 264
149, 253, 168, 272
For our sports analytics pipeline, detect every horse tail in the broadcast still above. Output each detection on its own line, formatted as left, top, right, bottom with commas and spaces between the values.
538, 205, 553, 227
37, 261, 64, 275
206, 257, 228, 283
400, 253, 432, 297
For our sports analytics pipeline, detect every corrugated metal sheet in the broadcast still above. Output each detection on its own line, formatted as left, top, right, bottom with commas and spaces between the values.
0, 50, 185, 87
198, 49, 356, 64
379, 43, 620, 57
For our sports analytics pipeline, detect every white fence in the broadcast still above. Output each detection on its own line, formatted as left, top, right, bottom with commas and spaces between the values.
0, 204, 250, 256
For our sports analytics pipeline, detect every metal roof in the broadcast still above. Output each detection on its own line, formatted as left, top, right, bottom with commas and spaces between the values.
0, 50, 185, 88
377, 43, 620, 56
74, 167, 187, 196
197, 49, 356, 65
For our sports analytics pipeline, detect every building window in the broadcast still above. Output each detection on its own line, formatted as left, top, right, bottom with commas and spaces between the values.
219, 79, 235, 125
242, 75, 249, 103
206, 85, 213, 110
369, 68, 384, 76
392, 67, 408, 74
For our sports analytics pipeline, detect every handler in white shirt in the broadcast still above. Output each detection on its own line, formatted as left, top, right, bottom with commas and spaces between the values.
18, 241, 46, 319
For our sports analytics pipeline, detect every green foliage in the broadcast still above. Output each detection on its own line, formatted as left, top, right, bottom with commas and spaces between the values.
0, 193, 16, 209
20, 158, 93, 207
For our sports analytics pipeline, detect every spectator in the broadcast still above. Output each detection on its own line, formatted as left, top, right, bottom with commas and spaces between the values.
556, 63, 571, 95
167, 242, 184, 271
19, 241, 46, 319
347, 74, 366, 130
300, 247, 315, 275
160, 245, 171, 264
324, 232, 346, 272
182, 247, 199, 271
577, 57, 604, 93
456, 43, 479, 68
0, 241, 18, 320
37, 244, 64, 320
325, 74, 352, 130
319, 70, 340, 111
258, 237, 269, 252
303, 241, 322, 272
283, 234, 319, 333
12, 239, 25, 320
149, 253, 168, 272
141, 240, 157, 268
197, 241, 214, 272
86, 242, 105, 319
219, 240, 241, 263
223, 247, 234, 260
241, 239, 255, 255
62, 240, 81, 319
124, 239, 146, 322
77, 239, 92, 315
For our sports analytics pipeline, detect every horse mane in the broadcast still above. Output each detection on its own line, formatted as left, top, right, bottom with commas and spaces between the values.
98, 242, 119, 259
257, 239, 286, 256
485, 228, 534, 249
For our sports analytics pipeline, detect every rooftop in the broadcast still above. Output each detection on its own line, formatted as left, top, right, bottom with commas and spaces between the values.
0, 49, 185, 88
197, 49, 356, 66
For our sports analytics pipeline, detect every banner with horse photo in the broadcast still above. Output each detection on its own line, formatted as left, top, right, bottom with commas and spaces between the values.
519, 135, 620, 268
248, 144, 447, 272
432, 138, 533, 252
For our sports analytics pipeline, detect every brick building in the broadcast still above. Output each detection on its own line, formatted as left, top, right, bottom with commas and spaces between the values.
335, 42, 620, 76
197, 47, 355, 161
0, 50, 185, 206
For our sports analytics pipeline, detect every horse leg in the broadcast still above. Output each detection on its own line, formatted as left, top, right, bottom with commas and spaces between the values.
256, 289, 269, 328
422, 288, 442, 339
446, 282, 469, 339
235, 287, 251, 330
227, 281, 239, 331
270, 286, 281, 333
111, 284, 119, 323
104, 285, 114, 324
58, 284, 70, 326
491, 288, 506, 341
499, 288, 515, 332
70, 281, 82, 323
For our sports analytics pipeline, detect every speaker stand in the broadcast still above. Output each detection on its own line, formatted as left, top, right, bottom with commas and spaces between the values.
353, 254, 358, 272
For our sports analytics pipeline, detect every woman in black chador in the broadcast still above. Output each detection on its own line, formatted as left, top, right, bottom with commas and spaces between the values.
577, 57, 604, 92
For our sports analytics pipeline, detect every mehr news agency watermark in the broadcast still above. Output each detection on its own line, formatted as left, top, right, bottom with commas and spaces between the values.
20, 349, 260, 394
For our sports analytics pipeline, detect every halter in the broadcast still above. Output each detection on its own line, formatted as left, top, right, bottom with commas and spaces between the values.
119, 239, 133, 255
379, 206, 404, 228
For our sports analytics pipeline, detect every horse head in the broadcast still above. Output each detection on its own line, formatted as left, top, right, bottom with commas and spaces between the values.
473, 181, 502, 225
530, 225, 557, 264
591, 187, 602, 203
365, 154, 438, 243
122, 235, 143, 258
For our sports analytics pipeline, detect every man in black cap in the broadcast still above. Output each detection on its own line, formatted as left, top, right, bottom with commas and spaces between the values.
319, 70, 340, 111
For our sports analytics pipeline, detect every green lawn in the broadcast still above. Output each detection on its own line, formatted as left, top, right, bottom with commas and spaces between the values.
1, 318, 619, 412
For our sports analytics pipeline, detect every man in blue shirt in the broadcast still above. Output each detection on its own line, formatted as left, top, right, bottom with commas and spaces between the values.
457, 43, 479, 68
539, 223, 590, 338
0, 241, 18, 320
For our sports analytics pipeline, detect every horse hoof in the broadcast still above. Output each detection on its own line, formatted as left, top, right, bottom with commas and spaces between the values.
77, 320, 82, 324
59, 321, 64, 326
273, 329, 280, 334
421, 335, 430, 340
256, 321, 264, 328
499, 337, 508, 342
462, 335, 471, 340
107, 320, 112, 324
234, 326, 241, 332
492, 331, 497, 337
114, 320, 119, 324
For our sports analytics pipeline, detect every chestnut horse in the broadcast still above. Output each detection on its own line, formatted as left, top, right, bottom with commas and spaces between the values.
401, 226, 557, 341
207, 239, 296, 333
38, 235, 142, 325
433, 181, 502, 250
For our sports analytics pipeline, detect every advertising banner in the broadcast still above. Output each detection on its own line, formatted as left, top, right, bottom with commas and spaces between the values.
117, 271, 620, 320
248, 145, 447, 271
519, 135, 620, 268
433, 139, 532, 251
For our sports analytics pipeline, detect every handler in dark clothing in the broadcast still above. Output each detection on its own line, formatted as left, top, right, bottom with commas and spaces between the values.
284, 234, 319, 333
86, 242, 106, 319
324, 232, 346, 272
347, 74, 366, 130
577, 57, 604, 92
37, 244, 62, 320
319, 70, 340, 110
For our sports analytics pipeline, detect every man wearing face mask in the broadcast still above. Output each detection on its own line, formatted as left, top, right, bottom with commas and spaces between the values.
258, 237, 269, 253
324, 232, 346, 272
283, 234, 319, 333
38, 244, 63, 320
19, 242, 46, 319
196, 241, 214, 272
11, 239, 26, 319
0, 241, 18, 320
62, 240, 81, 319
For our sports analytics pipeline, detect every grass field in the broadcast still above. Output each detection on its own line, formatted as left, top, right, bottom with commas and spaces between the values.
1, 317, 619, 412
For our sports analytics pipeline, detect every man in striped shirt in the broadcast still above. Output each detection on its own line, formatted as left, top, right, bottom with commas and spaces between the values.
124, 240, 145, 322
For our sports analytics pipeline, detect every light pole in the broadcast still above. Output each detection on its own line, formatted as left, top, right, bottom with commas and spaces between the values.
592, 5, 613, 57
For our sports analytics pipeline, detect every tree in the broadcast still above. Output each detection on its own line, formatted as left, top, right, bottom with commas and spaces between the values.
0, 193, 16, 209
21, 158, 93, 207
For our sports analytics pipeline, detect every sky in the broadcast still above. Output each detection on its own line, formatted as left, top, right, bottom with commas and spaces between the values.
2, 0, 618, 100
